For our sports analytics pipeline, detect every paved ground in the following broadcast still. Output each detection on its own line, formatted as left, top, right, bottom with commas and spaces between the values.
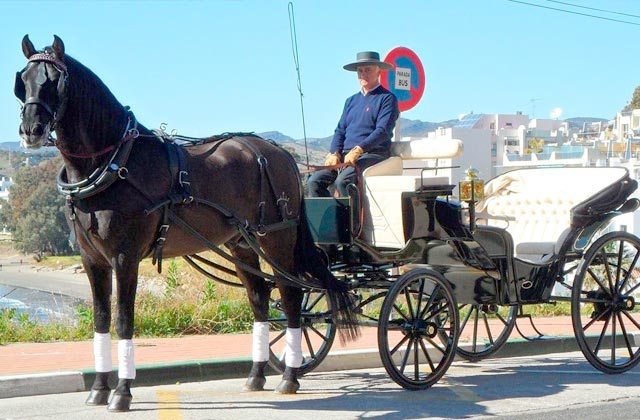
2, 351, 640, 419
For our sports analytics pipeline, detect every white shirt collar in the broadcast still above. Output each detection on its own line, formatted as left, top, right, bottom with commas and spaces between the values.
361, 83, 380, 96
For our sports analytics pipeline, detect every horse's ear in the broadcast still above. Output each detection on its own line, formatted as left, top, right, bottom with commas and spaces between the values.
52, 35, 65, 59
22, 34, 36, 59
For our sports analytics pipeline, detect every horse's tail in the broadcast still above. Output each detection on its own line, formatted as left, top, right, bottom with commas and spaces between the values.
295, 200, 360, 343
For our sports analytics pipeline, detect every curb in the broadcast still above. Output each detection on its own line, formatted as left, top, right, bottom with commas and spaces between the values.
0, 334, 587, 399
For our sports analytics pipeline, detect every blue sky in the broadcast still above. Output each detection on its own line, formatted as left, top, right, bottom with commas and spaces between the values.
1, 0, 639, 142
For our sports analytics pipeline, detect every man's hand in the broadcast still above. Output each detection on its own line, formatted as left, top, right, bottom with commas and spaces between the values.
324, 152, 341, 166
344, 146, 364, 165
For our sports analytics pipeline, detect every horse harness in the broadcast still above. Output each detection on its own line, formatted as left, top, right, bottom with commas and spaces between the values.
57, 111, 302, 278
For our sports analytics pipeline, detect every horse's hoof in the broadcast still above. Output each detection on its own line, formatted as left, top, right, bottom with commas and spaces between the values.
85, 389, 110, 405
274, 379, 300, 394
243, 376, 266, 391
107, 394, 132, 412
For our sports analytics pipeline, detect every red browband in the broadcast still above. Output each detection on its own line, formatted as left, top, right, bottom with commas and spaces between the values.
28, 53, 67, 72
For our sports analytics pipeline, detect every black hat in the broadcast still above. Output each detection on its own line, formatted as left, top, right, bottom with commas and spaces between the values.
343, 51, 393, 71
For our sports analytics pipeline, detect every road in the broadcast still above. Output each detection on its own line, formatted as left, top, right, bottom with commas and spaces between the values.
0, 260, 91, 301
2, 351, 640, 419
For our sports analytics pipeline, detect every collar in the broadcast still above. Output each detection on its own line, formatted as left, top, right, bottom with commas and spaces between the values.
361, 83, 381, 96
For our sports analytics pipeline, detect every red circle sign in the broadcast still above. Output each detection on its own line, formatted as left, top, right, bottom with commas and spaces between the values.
380, 47, 426, 112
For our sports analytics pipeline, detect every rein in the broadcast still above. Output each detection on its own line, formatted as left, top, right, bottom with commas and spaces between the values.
298, 162, 350, 174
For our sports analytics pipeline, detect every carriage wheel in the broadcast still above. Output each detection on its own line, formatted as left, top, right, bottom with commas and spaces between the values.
571, 231, 640, 374
378, 268, 459, 390
453, 303, 517, 361
268, 289, 336, 375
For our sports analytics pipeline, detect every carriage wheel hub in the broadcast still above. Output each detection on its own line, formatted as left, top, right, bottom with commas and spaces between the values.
423, 321, 438, 338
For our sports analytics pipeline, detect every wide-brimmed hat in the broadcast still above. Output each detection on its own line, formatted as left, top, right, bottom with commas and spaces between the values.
343, 51, 393, 71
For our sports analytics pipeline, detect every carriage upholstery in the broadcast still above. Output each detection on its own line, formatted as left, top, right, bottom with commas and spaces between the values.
476, 167, 631, 263
360, 139, 463, 249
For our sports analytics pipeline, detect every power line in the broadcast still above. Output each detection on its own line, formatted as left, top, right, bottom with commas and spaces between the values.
546, 0, 640, 20
506, 0, 640, 26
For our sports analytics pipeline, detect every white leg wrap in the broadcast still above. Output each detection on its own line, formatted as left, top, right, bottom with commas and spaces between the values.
284, 327, 303, 368
118, 339, 136, 379
252, 322, 270, 362
93, 332, 112, 373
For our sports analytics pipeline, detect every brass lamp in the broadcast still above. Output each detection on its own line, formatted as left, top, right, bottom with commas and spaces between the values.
458, 168, 485, 232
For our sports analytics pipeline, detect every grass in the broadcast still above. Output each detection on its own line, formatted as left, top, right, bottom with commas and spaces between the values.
0, 253, 256, 344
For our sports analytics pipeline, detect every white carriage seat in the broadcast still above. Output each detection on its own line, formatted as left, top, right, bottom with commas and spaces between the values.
361, 139, 464, 249
477, 167, 629, 263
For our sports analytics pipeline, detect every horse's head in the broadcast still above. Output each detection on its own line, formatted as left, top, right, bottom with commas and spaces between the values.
15, 35, 68, 149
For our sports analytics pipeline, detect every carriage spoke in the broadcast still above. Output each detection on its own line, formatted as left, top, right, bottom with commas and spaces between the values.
419, 284, 440, 320
393, 304, 411, 322
304, 292, 325, 312
404, 288, 416, 319
602, 249, 616, 293
618, 250, 640, 293
583, 307, 612, 331
419, 338, 436, 372
495, 311, 509, 326
426, 301, 449, 322
587, 268, 612, 297
616, 312, 634, 359
622, 310, 640, 330
269, 330, 286, 346
389, 334, 411, 357
482, 312, 495, 345
399, 339, 413, 374
624, 281, 640, 296
307, 324, 330, 342
303, 328, 316, 359
472, 306, 479, 353
424, 337, 447, 355
611, 312, 617, 365
414, 338, 420, 380
460, 304, 474, 332
593, 315, 611, 355
415, 279, 426, 320
615, 240, 625, 292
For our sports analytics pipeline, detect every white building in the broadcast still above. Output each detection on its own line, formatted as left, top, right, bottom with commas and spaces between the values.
0, 177, 13, 201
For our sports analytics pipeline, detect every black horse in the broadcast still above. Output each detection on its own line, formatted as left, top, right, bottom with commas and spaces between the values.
15, 35, 358, 412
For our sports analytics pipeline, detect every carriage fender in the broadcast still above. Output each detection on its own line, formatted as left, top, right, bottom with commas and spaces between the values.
400, 263, 500, 306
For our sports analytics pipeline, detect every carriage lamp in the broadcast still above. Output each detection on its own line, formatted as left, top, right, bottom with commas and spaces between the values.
458, 168, 485, 232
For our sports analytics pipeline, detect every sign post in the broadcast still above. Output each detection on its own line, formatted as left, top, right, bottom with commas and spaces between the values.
380, 47, 426, 140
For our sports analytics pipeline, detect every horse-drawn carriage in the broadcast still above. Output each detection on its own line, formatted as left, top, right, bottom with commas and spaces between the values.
14, 35, 640, 411
267, 138, 640, 390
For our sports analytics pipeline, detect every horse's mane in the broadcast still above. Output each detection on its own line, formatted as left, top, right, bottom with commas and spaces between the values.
62, 54, 128, 135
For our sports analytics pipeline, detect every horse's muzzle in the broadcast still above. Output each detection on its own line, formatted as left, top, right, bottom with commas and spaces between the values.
19, 122, 49, 149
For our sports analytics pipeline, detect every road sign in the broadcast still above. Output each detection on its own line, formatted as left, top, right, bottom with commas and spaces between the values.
380, 47, 426, 112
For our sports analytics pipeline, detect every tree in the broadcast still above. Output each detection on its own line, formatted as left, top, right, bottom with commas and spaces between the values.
8, 157, 71, 256
622, 86, 640, 112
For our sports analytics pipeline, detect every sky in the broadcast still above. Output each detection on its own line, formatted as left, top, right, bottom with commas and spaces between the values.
1, 0, 639, 142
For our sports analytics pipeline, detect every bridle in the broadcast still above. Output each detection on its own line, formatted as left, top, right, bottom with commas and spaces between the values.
16, 52, 69, 134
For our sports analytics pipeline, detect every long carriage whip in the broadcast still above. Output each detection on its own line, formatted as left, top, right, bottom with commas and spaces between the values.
288, 2, 310, 169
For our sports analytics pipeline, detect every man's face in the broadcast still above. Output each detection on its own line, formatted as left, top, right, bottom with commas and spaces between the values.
357, 65, 380, 90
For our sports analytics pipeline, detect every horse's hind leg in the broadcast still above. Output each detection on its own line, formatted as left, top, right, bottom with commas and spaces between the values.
273, 284, 304, 394
228, 243, 272, 391
84, 261, 114, 406
106, 258, 140, 412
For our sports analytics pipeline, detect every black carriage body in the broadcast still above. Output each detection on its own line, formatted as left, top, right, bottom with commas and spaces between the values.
305, 166, 640, 307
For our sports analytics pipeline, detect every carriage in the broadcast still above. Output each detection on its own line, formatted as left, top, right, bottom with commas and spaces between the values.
266, 138, 640, 390
14, 35, 640, 411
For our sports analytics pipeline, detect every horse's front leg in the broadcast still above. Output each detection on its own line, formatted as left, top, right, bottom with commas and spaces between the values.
107, 256, 139, 412
228, 244, 271, 392
85, 261, 114, 406
274, 284, 304, 394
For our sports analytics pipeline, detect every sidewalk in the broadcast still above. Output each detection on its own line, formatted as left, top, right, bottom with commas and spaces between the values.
0, 317, 583, 399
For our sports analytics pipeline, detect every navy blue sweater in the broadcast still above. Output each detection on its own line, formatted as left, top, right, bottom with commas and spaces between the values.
330, 85, 399, 154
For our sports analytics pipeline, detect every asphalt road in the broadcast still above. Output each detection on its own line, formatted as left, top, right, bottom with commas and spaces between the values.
0, 261, 91, 300
2, 351, 640, 419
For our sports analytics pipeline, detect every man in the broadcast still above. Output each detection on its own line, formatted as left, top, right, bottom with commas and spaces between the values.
308, 51, 399, 197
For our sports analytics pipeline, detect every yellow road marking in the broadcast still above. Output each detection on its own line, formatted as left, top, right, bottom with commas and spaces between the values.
157, 390, 183, 420
442, 378, 482, 402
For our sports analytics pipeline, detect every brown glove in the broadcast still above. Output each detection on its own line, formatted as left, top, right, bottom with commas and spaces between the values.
343, 146, 364, 165
324, 152, 341, 166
